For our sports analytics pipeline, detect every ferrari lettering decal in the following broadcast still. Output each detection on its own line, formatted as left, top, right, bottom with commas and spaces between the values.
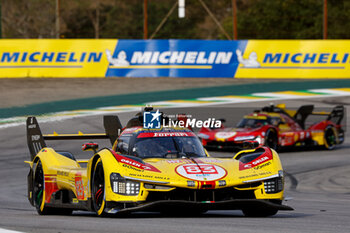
137, 132, 195, 138
154, 132, 193, 137
176, 163, 227, 181
167, 159, 187, 164
199, 158, 223, 163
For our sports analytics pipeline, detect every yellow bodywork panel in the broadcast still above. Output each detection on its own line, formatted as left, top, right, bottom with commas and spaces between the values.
31, 146, 284, 207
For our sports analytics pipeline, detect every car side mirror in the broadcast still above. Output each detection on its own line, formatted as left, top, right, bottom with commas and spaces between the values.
82, 142, 98, 153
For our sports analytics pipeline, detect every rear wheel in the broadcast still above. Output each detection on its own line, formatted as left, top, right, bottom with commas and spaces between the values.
92, 158, 107, 216
324, 126, 337, 150
265, 129, 278, 150
338, 128, 345, 144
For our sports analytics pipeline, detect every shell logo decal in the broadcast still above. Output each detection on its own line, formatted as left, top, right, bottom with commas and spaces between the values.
175, 163, 227, 181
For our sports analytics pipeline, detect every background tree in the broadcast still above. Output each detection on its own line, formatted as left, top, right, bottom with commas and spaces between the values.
1, 0, 55, 38
1, 0, 350, 39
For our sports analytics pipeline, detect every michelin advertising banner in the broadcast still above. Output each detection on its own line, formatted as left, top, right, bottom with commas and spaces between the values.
0, 39, 349, 78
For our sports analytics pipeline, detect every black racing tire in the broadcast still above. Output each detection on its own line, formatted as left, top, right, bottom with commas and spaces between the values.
265, 128, 278, 151
242, 208, 278, 217
33, 160, 54, 215
92, 158, 107, 216
33, 160, 73, 215
242, 200, 280, 217
161, 207, 207, 217
337, 128, 345, 144
324, 126, 337, 150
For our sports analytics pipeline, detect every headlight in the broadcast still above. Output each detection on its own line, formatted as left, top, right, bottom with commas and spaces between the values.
110, 173, 140, 196
254, 136, 262, 144
197, 133, 210, 139
234, 135, 255, 141
264, 177, 283, 194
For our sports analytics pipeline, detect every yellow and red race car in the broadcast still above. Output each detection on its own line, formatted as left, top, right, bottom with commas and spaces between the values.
25, 108, 292, 217
199, 104, 344, 151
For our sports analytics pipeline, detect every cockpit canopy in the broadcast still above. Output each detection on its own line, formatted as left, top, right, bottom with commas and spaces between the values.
114, 130, 207, 159
237, 115, 281, 129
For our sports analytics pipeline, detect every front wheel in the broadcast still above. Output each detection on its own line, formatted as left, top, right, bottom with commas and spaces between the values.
242, 200, 280, 217
33, 160, 72, 215
92, 158, 107, 216
242, 208, 278, 217
265, 129, 278, 151
33, 160, 53, 215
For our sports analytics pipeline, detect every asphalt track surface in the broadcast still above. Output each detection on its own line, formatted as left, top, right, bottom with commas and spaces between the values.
1, 97, 350, 233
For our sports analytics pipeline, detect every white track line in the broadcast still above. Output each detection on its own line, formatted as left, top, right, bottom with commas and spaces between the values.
0, 228, 25, 233
1, 88, 349, 130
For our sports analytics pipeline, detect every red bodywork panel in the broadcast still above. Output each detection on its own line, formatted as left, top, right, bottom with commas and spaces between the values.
198, 111, 339, 149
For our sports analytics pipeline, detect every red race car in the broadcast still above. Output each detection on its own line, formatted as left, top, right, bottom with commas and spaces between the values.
198, 104, 344, 151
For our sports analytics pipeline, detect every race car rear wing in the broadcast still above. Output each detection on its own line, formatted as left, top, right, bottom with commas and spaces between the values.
26, 115, 122, 160
293, 105, 344, 129
262, 104, 344, 129
326, 105, 344, 125
293, 105, 314, 129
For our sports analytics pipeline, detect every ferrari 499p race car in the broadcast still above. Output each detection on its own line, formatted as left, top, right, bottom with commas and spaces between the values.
25, 108, 292, 217
198, 104, 344, 151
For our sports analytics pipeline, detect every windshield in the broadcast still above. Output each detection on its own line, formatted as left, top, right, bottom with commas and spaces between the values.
237, 118, 270, 128
132, 136, 206, 159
